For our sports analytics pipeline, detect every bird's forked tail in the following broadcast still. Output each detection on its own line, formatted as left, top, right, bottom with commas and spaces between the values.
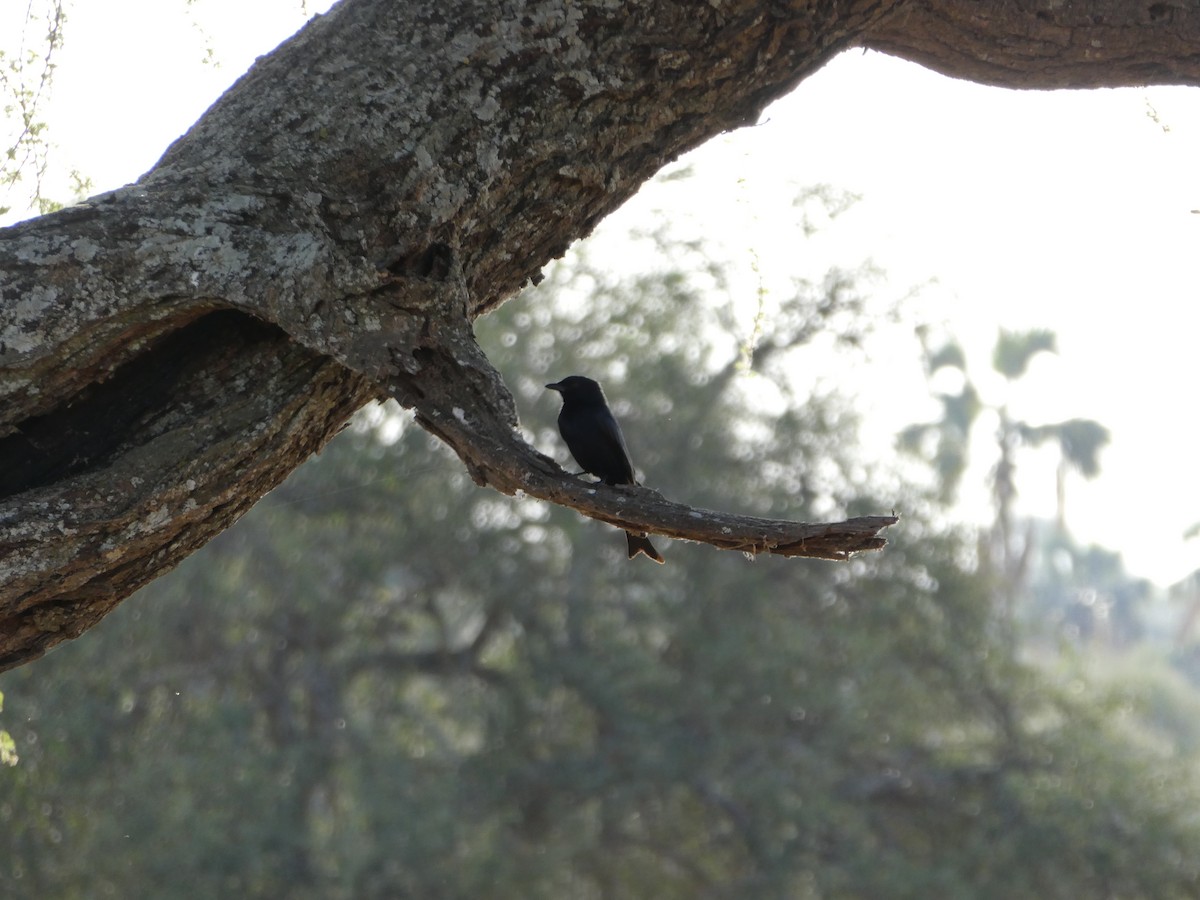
626, 530, 665, 564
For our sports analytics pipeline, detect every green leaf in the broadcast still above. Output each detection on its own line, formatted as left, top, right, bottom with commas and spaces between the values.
1054, 418, 1111, 477
927, 340, 967, 374
1019, 419, 1109, 477
993, 328, 1057, 380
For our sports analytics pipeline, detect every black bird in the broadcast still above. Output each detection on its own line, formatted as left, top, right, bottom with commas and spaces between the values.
546, 375, 664, 563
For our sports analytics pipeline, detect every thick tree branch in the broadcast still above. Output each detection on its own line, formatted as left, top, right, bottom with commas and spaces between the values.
337, 283, 897, 560
865, 0, 1200, 88
2, 0, 903, 671
1, 0, 1193, 668
0, 312, 377, 671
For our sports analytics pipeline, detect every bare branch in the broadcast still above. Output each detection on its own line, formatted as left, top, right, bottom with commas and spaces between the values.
360, 293, 897, 561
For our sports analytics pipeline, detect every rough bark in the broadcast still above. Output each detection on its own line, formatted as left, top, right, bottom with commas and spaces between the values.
1, 0, 1196, 671
864, 1, 1200, 89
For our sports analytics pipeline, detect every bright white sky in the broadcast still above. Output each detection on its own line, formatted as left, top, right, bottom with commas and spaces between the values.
5, 0, 1200, 585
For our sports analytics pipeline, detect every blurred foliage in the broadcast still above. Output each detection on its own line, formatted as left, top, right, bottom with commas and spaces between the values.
991, 329, 1056, 382
0, 691, 16, 767
0, 0, 76, 218
1019, 419, 1110, 481
2, 194, 1199, 898
903, 327, 1109, 509
1024, 526, 1151, 650
901, 327, 1110, 634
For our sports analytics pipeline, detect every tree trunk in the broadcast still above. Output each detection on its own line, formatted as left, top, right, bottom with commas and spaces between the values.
2, 0, 1197, 671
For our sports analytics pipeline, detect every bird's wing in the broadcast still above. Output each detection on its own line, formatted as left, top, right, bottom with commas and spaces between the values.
557, 403, 637, 484
595, 409, 636, 483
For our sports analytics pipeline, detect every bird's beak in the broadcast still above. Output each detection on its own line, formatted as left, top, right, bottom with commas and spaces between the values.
545, 382, 563, 392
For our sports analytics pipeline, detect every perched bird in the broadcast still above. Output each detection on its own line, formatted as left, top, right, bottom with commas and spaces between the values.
546, 375, 665, 563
